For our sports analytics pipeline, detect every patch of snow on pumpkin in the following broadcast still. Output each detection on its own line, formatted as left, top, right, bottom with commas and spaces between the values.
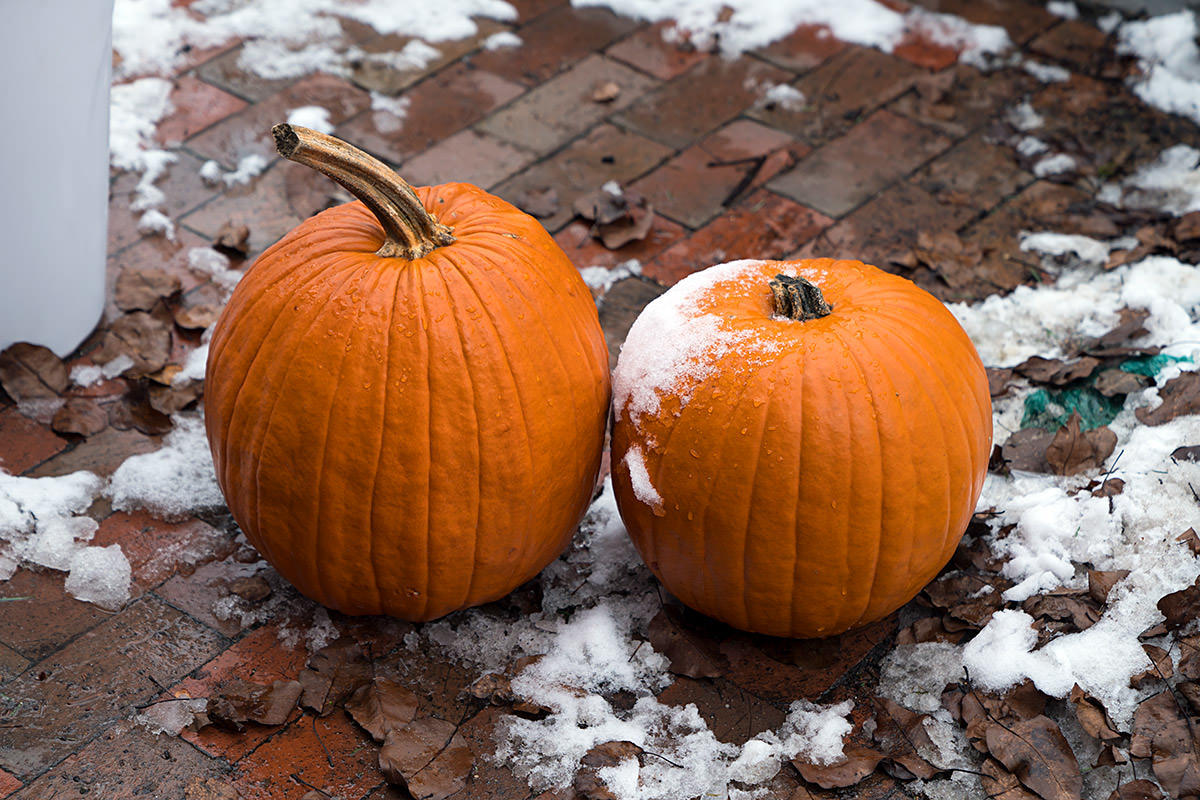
612, 259, 770, 426
622, 444, 662, 511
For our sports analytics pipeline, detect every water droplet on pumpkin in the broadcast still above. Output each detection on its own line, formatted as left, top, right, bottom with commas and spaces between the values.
689, 448, 700, 458
740, 428, 748, 435
831, 500, 837, 508
687, 511, 694, 521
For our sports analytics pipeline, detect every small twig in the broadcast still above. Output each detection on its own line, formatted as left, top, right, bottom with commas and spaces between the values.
289, 773, 333, 797
312, 715, 334, 769
134, 696, 205, 711
628, 640, 645, 663
641, 749, 685, 769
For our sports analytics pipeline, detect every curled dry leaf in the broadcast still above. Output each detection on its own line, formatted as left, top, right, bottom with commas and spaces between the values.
174, 304, 221, 331
988, 367, 1015, 397
0, 342, 68, 401
1045, 414, 1116, 476
1014, 356, 1101, 387
109, 384, 173, 436
1087, 569, 1130, 604
1176, 211, 1200, 242
1137, 371, 1200, 426
1177, 527, 1200, 555
298, 639, 372, 716
981, 757, 1042, 800
1156, 578, 1200, 632
227, 575, 272, 603
205, 678, 302, 731
984, 715, 1082, 800
575, 741, 644, 800
573, 186, 655, 250
214, 221, 251, 257
51, 397, 109, 437
592, 81, 621, 103
345, 677, 419, 742
792, 743, 883, 789
114, 267, 182, 312
646, 607, 726, 679
1131, 644, 1173, 688
514, 186, 560, 220
1130, 690, 1200, 798
1068, 684, 1121, 743
1094, 368, 1150, 397
998, 428, 1054, 474
872, 698, 940, 780
379, 717, 473, 800
1092, 307, 1151, 350
1175, 447, 1200, 463
1107, 779, 1165, 800
94, 311, 173, 378
149, 381, 203, 416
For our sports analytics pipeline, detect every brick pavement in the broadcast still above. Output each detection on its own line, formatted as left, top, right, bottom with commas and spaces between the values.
2, 1, 1198, 797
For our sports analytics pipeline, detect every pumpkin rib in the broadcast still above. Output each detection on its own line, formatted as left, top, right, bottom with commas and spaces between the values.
240, 258, 368, 578
732, 374, 775, 633
414, 263, 439, 620
829, 323, 887, 631
784, 342, 808, 636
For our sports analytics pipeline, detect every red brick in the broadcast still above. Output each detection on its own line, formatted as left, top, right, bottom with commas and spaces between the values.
186, 73, 371, 170
0, 643, 29, 686
173, 623, 311, 761
617, 56, 793, 149
471, 5, 639, 85
913, 132, 1033, 213
92, 511, 236, 594
0, 408, 66, 475
492, 123, 674, 232
0, 769, 18, 799
793, 181, 976, 270
1028, 19, 1111, 73
0, 568, 109, 662
921, 0, 1057, 46
232, 711, 383, 800
179, 159, 343, 259
398, 129, 537, 191
157, 75, 248, 147
606, 22, 711, 80
554, 216, 686, 272
155, 556, 311, 639
749, 46, 922, 147
754, 24, 847, 72
645, 190, 833, 286
769, 109, 953, 218
107, 150, 218, 255
478, 54, 660, 155
633, 120, 804, 228
345, 20, 510, 95
192, 44, 299, 103
29, 424, 160, 480
335, 63, 525, 166
505, 0, 566, 20
11, 719, 228, 798
889, 63, 1031, 139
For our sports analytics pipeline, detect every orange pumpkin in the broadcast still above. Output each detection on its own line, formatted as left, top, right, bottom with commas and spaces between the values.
610, 258, 991, 638
204, 125, 611, 621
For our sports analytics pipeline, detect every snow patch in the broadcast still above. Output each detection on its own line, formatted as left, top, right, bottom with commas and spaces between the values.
108, 414, 225, 520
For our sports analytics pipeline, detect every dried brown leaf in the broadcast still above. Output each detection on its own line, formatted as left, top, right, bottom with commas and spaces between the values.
1175, 447, 1200, 463
114, 267, 181, 312
0, 342, 68, 401
110, 385, 173, 435
227, 576, 271, 603
646, 607, 726, 679
981, 757, 1042, 800
575, 741, 644, 799
1068, 684, 1121, 743
205, 678, 302, 731
988, 367, 1015, 397
1094, 308, 1151, 349
1024, 593, 1100, 632
872, 698, 940, 780
574, 186, 656, 249
1137, 371, 1200, 426
1176, 211, 1200, 242
148, 381, 203, 415
345, 677, 419, 743
379, 717, 473, 800
1015, 356, 1101, 387
1045, 414, 1116, 476
174, 304, 221, 331
1131, 644, 1174, 688
1000, 428, 1055, 474
1094, 368, 1150, 397
1177, 527, 1200, 554
1106, 779, 1164, 800
592, 81, 621, 103
51, 397, 108, 437
1087, 570, 1130, 604
1157, 579, 1200, 632
792, 743, 882, 789
94, 311, 172, 378
214, 222, 251, 257
515, 187, 560, 219
298, 639, 372, 716
1130, 690, 1200, 798
984, 715, 1082, 800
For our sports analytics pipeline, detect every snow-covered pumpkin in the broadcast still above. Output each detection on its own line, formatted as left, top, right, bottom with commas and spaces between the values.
204, 125, 611, 621
609, 259, 992, 638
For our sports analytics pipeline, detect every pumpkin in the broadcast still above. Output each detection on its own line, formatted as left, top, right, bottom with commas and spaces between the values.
609, 259, 991, 638
204, 124, 611, 621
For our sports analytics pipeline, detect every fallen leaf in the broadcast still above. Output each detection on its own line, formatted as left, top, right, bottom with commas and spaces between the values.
1015, 356, 1101, 387
51, 397, 109, 437
174, 304, 221, 331
379, 717, 473, 800
1093, 744, 1128, 768
1087, 570, 1130, 604
514, 187, 560, 219
1176, 211, 1200, 242
988, 367, 1015, 397
1090, 478, 1125, 498
1136, 371, 1200, 426
227, 575, 271, 603
1129, 690, 1200, 798
1094, 308, 1151, 349
999, 428, 1055, 474
298, 639, 372, 716
1023, 593, 1100, 632
872, 698, 940, 780
985, 715, 1082, 800
907, 230, 984, 289
205, 678, 302, 731
94, 311, 173, 378
575, 741, 644, 800
592, 81, 621, 103
1106, 779, 1164, 800
345, 677, 419, 742
793, 743, 882, 789
981, 757, 1042, 800
0, 342, 68, 401
114, 268, 182, 312
574, 186, 656, 249
1178, 527, 1200, 555
1179, 636, 1200, 681
214, 221, 251, 257
1131, 644, 1174, 688
1068, 684, 1121, 743
1094, 368, 1150, 397
1179, 682, 1200, 715
1157, 578, 1200, 632
1045, 414, 1116, 476
110, 385, 173, 435
1174, 447, 1200, 463
646, 607, 726, 679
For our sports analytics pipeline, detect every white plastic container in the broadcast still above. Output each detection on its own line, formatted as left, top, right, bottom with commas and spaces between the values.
0, 0, 114, 357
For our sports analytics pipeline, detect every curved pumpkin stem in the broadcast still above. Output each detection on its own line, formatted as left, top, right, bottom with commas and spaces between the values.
770, 274, 832, 321
272, 123, 456, 259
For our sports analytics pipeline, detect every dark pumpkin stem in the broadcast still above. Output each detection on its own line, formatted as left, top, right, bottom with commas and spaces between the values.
272, 123, 455, 259
769, 274, 832, 321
